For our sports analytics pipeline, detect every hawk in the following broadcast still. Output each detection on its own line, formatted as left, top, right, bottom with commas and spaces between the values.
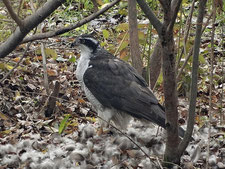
72, 34, 185, 137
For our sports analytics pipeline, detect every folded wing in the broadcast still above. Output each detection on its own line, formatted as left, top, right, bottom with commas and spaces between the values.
83, 57, 166, 128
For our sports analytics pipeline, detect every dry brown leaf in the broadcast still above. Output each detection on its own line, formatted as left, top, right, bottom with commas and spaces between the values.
47, 69, 58, 77
12, 57, 20, 62
0, 112, 9, 120
78, 98, 86, 104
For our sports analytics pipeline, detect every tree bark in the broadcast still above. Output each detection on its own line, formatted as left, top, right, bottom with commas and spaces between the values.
160, 0, 182, 165
161, 24, 180, 165
22, 0, 121, 43
128, 0, 143, 75
45, 81, 60, 117
149, 38, 162, 89
0, 0, 121, 58
178, 0, 207, 156
137, 0, 182, 166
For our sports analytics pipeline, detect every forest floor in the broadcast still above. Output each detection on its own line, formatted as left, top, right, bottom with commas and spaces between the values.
0, 36, 224, 169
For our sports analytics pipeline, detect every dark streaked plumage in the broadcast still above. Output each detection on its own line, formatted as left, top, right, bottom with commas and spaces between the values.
72, 34, 185, 137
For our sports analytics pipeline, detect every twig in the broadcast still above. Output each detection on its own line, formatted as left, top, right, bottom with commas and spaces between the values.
221, 50, 224, 125
30, 0, 36, 13
156, 157, 164, 169
0, 42, 31, 84
220, 9, 224, 125
17, 0, 23, 16
0, 19, 14, 23
22, 0, 121, 43
176, 3, 183, 66
167, 0, 182, 33
178, 0, 207, 156
206, 1, 216, 168
176, 11, 213, 80
2, 0, 24, 28
97, 116, 152, 162
144, 25, 152, 86
0, 0, 66, 58
41, 42, 50, 95
1, 86, 72, 104
176, 47, 193, 80
0, 26, 37, 84
114, 31, 128, 56
136, 0, 162, 34
176, 0, 196, 72
45, 81, 60, 117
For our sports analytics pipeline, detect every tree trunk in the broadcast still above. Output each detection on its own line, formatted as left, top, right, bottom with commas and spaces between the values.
128, 0, 143, 75
161, 25, 180, 165
137, 0, 182, 166
150, 38, 162, 89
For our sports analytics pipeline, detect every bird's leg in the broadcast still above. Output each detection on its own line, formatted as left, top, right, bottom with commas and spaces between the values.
97, 116, 112, 135
97, 123, 111, 135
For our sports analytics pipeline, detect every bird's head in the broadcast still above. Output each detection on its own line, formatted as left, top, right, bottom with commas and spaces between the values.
71, 34, 100, 53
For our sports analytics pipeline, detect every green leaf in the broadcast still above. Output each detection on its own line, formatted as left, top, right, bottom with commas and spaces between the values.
100, 41, 106, 47
102, 29, 109, 39
58, 114, 71, 134
199, 54, 206, 64
0, 63, 13, 70
157, 72, 163, 85
116, 23, 148, 32
118, 41, 128, 51
69, 56, 76, 63
45, 48, 58, 59
116, 23, 129, 31
83, 24, 88, 31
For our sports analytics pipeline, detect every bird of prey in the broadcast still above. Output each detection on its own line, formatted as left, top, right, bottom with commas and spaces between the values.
71, 34, 185, 137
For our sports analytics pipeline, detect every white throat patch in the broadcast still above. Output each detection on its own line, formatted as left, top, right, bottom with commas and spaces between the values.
75, 48, 91, 89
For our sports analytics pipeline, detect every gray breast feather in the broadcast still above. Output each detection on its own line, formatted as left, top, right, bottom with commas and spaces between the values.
83, 83, 131, 129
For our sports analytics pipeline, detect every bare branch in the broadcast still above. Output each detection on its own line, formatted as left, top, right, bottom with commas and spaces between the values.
22, 0, 121, 43
136, 0, 163, 34
0, 42, 32, 84
17, 0, 23, 16
45, 81, 60, 117
0, 27, 37, 84
41, 43, 50, 95
0, 0, 66, 58
206, 1, 216, 167
176, 11, 213, 80
2, 0, 24, 27
159, 0, 171, 23
178, 0, 208, 155
158, 0, 168, 9
167, 0, 182, 32
97, 116, 152, 162
176, 0, 196, 72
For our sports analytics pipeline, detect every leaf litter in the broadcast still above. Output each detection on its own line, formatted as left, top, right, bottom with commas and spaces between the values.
0, 38, 224, 169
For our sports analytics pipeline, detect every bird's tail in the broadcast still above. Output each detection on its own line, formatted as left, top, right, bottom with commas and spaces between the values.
152, 103, 188, 138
